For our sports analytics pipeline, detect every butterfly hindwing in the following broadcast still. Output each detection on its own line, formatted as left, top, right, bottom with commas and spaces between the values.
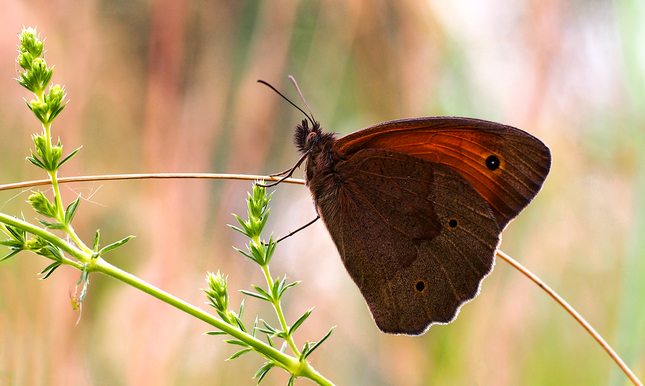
315, 148, 501, 335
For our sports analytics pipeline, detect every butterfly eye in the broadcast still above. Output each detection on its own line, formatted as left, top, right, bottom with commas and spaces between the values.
415, 280, 426, 292
448, 219, 458, 228
485, 155, 500, 170
306, 132, 317, 146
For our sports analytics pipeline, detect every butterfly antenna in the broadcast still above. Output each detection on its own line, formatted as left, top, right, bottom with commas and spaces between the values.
287, 75, 316, 124
257, 79, 315, 127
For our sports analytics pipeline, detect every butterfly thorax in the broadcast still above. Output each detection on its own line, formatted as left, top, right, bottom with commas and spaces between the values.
293, 119, 343, 207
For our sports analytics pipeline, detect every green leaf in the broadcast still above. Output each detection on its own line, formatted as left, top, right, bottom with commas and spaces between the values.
233, 315, 247, 333
252, 317, 258, 338
303, 326, 335, 359
28, 191, 56, 218
39, 261, 61, 279
238, 299, 245, 319
287, 375, 296, 386
300, 342, 311, 360
288, 308, 313, 335
37, 219, 66, 230
260, 320, 277, 334
97, 235, 134, 257
57, 145, 82, 169
27, 152, 46, 170
78, 265, 90, 303
228, 218, 250, 237
3, 223, 26, 244
231, 214, 253, 236
0, 239, 24, 248
239, 289, 270, 302
204, 331, 227, 336
215, 309, 231, 323
271, 276, 282, 299
41, 244, 64, 261
278, 280, 300, 297
226, 348, 252, 361
266, 334, 275, 348
64, 195, 81, 224
93, 230, 100, 252
257, 328, 277, 336
252, 285, 272, 301
0, 249, 22, 262
254, 362, 275, 384
224, 339, 249, 347
233, 247, 257, 263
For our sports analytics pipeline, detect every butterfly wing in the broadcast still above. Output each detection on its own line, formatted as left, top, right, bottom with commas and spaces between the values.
332, 117, 551, 229
314, 148, 501, 335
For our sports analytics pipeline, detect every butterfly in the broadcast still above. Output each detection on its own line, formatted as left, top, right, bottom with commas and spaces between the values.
261, 78, 551, 335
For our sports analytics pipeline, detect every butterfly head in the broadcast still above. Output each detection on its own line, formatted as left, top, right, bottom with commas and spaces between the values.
294, 119, 336, 155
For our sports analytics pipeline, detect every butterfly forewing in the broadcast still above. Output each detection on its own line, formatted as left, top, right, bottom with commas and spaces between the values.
332, 117, 551, 229
314, 148, 501, 335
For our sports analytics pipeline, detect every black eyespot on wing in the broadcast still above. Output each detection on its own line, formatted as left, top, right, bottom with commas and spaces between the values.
415, 280, 426, 292
448, 219, 458, 228
485, 155, 500, 170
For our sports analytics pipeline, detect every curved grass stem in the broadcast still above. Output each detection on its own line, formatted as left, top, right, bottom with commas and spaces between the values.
496, 250, 642, 386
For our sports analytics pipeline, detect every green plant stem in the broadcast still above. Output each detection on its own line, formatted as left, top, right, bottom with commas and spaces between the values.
40, 116, 90, 255
47, 169, 90, 254
93, 259, 334, 385
0, 213, 335, 385
0, 212, 85, 267
43, 122, 53, 165
92, 259, 285, 361
261, 263, 301, 357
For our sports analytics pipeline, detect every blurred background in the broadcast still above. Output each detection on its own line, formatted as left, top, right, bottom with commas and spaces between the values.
0, 0, 643, 385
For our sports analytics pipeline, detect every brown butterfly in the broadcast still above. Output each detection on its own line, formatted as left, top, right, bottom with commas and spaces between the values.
261, 79, 551, 335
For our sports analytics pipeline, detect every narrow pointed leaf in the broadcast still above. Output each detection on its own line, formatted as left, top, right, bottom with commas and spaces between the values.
93, 230, 100, 252
303, 326, 335, 359
27, 154, 46, 169
97, 235, 134, 256
226, 348, 252, 361
260, 320, 277, 332
57, 146, 82, 168
215, 309, 231, 323
288, 308, 313, 335
37, 219, 65, 230
224, 339, 249, 347
0, 240, 24, 248
39, 261, 61, 279
1, 249, 22, 262
299, 342, 311, 360
250, 318, 258, 338
271, 278, 281, 299
252, 285, 272, 301
239, 290, 270, 302
64, 195, 81, 224
279, 281, 300, 297
266, 334, 275, 348
43, 245, 64, 261
228, 224, 248, 237
233, 315, 246, 333
254, 362, 274, 383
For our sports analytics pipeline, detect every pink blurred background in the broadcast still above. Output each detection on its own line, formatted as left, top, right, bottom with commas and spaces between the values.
0, 0, 643, 385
